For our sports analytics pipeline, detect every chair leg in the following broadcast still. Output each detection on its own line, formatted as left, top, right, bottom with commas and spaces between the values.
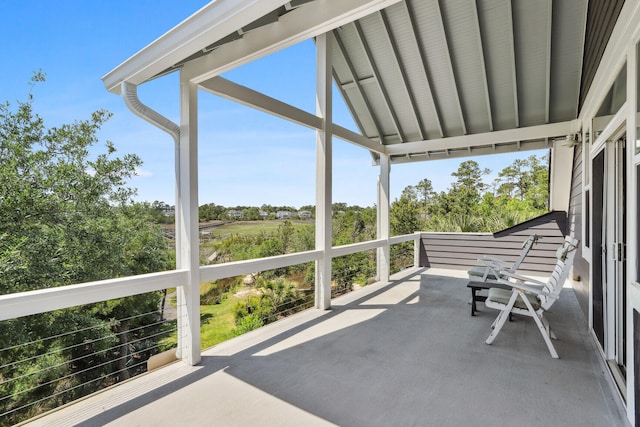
541, 315, 556, 339
486, 291, 518, 345
522, 297, 558, 358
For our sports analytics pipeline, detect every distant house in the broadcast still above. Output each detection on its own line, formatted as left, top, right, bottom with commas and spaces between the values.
276, 211, 291, 219
259, 210, 269, 218
298, 210, 312, 219
227, 210, 243, 219
162, 207, 175, 217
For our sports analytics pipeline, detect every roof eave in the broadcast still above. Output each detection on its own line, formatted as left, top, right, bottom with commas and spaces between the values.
101, 0, 292, 94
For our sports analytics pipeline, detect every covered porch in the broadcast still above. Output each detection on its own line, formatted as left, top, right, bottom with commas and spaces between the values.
27, 268, 626, 426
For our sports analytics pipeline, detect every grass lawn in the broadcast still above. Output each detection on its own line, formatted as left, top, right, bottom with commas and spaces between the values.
205, 220, 311, 238
200, 296, 241, 349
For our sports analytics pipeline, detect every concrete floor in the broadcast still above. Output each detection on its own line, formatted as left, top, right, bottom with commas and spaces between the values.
26, 268, 628, 427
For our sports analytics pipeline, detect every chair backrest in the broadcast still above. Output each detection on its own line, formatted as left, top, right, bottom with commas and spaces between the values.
507, 234, 541, 273
539, 236, 580, 310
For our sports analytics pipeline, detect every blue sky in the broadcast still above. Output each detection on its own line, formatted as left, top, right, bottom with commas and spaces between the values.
1, 0, 545, 209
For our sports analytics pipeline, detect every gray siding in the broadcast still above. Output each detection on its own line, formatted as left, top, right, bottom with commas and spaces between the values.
569, 143, 590, 318
418, 211, 567, 276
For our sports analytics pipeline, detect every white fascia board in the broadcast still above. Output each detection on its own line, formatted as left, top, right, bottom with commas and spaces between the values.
579, 0, 640, 121
182, 0, 402, 84
102, 0, 292, 94
384, 121, 575, 156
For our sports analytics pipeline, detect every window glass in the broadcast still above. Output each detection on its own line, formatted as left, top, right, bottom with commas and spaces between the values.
594, 62, 627, 137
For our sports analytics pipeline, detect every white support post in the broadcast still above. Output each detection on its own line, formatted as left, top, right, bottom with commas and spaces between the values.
413, 232, 421, 268
625, 41, 637, 423
176, 71, 201, 365
549, 141, 574, 212
377, 153, 390, 282
315, 33, 332, 310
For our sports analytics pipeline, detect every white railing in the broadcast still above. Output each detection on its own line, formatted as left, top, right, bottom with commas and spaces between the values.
0, 232, 422, 322
0, 233, 422, 424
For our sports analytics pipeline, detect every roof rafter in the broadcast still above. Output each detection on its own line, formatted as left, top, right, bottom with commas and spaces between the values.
434, 0, 466, 135
353, 20, 406, 142
471, 0, 493, 132
404, 0, 443, 138
181, 0, 403, 84
379, 8, 426, 139
507, 0, 519, 128
333, 29, 385, 142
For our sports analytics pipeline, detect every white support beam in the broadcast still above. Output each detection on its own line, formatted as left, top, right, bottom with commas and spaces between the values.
200, 76, 322, 129
384, 121, 575, 155
333, 124, 385, 154
183, 0, 402, 85
386, 139, 552, 164
315, 33, 333, 310
176, 72, 201, 365
377, 153, 391, 282
199, 75, 384, 154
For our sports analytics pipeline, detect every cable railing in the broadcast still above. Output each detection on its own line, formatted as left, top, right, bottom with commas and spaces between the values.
0, 232, 422, 425
331, 248, 376, 298
0, 292, 182, 426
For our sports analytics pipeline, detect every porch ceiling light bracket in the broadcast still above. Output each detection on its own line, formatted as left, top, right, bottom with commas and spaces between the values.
561, 133, 581, 147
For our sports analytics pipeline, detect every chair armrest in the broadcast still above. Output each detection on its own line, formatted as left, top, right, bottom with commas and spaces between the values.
502, 280, 555, 298
498, 271, 546, 286
477, 258, 509, 270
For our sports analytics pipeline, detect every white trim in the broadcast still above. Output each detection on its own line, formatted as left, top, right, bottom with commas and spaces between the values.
315, 33, 333, 310
377, 154, 390, 282
181, 0, 402, 85
103, 0, 292, 93
384, 121, 575, 155
175, 72, 200, 365
579, 1, 640, 121
0, 270, 188, 322
591, 103, 627, 155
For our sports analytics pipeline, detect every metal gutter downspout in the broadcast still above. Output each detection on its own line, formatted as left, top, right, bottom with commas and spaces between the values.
120, 80, 184, 358
121, 81, 180, 143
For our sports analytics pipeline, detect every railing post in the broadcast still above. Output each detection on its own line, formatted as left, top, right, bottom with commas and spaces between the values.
414, 232, 422, 268
377, 153, 390, 282
315, 32, 332, 309
175, 70, 201, 365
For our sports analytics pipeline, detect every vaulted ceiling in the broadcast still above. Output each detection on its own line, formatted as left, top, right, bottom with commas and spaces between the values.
104, 0, 625, 163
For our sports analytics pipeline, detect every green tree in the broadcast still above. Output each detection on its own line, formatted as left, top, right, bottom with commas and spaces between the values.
0, 74, 171, 424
